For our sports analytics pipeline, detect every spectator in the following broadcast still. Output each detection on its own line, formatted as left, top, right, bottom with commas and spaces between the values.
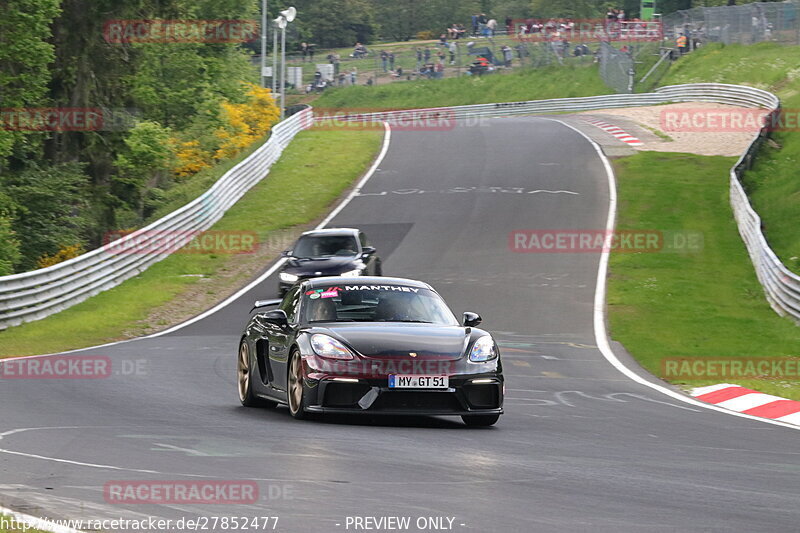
308, 43, 316, 60
505, 16, 513, 34
501, 45, 513, 67
350, 68, 357, 85
438, 49, 446, 65
388, 52, 395, 70
338, 72, 346, 86
448, 41, 457, 64
300, 42, 308, 62
380, 50, 388, 71
415, 47, 423, 69
439, 33, 448, 47
487, 18, 497, 37
435, 61, 444, 79
424, 47, 431, 62
471, 14, 479, 36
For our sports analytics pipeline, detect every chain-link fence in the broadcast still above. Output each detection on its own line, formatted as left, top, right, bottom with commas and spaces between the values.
599, 42, 635, 93
662, 1, 800, 46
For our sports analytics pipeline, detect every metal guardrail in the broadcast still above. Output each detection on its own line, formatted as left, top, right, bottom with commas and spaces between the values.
2, 83, 797, 328
0, 108, 313, 330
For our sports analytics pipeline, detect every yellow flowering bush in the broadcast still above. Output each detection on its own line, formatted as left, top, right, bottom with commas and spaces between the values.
36, 243, 85, 269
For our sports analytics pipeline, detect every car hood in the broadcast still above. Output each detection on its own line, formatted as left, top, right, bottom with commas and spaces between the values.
283, 256, 360, 275
315, 324, 471, 361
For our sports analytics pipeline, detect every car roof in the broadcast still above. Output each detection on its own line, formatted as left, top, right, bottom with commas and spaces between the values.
305, 276, 433, 290
299, 228, 359, 237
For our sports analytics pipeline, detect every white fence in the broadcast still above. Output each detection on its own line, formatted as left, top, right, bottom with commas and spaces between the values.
2, 84, 798, 329
0, 108, 313, 329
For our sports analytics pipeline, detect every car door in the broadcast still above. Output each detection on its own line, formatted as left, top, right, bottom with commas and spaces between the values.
268, 285, 302, 392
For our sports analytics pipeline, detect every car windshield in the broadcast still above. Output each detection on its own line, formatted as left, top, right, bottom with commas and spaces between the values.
292, 235, 358, 258
302, 285, 459, 325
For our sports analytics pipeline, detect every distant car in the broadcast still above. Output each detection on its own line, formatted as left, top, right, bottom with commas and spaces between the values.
237, 276, 504, 426
277, 228, 381, 296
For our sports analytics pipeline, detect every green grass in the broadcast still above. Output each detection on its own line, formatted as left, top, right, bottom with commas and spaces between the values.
313, 62, 609, 110
0, 129, 383, 357
608, 152, 800, 399
662, 43, 800, 273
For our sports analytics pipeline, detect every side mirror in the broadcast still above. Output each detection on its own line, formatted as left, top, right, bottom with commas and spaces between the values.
463, 312, 482, 328
361, 246, 376, 257
281, 250, 293, 258
262, 309, 289, 328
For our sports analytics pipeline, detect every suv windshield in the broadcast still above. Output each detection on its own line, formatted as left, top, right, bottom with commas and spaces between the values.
302, 285, 458, 325
292, 235, 358, 258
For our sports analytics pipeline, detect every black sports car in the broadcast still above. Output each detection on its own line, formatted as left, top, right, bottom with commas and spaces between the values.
238, 276, 503, 426
277, 228, 382, 296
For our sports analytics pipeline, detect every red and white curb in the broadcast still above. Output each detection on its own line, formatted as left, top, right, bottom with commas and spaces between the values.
690, 383, 800, 426
583, 118, 644, 146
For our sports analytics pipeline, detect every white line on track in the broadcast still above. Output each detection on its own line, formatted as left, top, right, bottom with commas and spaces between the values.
543, 117, 799, 432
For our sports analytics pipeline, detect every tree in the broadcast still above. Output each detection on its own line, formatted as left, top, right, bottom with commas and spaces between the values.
4, 163, 91, 271
295, 0, 376, 47
0, 190, 21, 275
0, 0, 61, 166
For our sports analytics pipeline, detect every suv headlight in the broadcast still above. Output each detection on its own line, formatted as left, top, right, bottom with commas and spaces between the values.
310, 334, 354, 360
469, 336, 497, 363
340, 269, 363, 277
279, 272, 299, 283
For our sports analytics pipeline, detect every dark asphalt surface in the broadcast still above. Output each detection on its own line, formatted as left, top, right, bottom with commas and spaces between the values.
1, 117, 798, 533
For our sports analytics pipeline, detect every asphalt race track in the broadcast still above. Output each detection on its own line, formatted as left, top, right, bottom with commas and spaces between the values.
1, 117, 799, 533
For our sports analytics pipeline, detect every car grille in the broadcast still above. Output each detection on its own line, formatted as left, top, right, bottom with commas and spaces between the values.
373, 391, 463, 411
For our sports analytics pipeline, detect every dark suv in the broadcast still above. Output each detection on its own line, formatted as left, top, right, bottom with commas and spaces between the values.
277, 228, 382, 296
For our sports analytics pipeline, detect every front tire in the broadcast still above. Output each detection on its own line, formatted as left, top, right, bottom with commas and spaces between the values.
288, 349, 311, 420
462, 414, 500, 427
238, 340, 276, 408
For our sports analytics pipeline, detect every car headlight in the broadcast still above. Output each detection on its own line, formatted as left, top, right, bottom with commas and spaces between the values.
469, 336, 497, 363
340, 269, 363, 277
279, 272, 299, 283
310, 334, 354, 360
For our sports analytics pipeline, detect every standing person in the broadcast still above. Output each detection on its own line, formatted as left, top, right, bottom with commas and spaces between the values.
505, 16, 513, 35
424, 47, 431, 62
471, 14, 479, 36
435, 60, 444, 79
308, 43, 315, 61
448, 41, 457, 64
501, 45, 513, 67
301, 42, 308, 62
677, 33, 688, 54
415, 47, 423, 69
437, 49, 446, 66
380, 50, 388, 71
350, 67, 357, 85
388, 52, 395, 71
487, 18, 497, 37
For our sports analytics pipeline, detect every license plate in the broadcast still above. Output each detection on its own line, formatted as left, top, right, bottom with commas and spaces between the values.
388, 375, 449, 389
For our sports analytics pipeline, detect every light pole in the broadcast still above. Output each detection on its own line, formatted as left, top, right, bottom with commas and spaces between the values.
260, 0, 268, 88
272, 18, 279, 94
276, 7, 297, 120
